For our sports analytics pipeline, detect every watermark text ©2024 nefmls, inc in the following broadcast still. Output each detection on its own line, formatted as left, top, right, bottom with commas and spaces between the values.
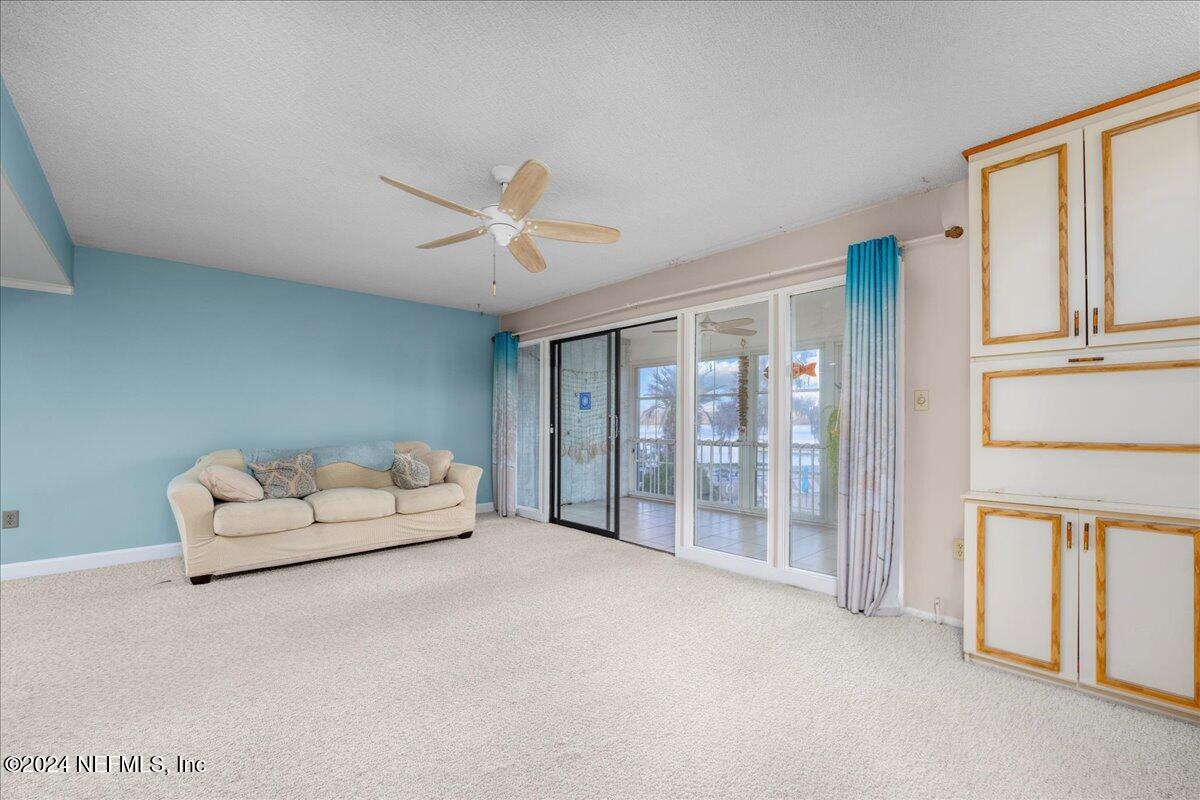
3, 754, 207, 774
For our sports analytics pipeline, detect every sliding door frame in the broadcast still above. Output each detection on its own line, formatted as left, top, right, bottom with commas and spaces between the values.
550, 328, 620, 538
515, 338, 550, 523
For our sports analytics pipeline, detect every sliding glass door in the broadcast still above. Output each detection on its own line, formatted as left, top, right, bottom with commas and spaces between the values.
787, 284, 844, 576
551, 330, 619, 536
693, 300, 770, 561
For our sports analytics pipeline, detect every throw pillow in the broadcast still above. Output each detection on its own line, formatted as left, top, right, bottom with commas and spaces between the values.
199, 465, 265, 502
248, 451, 318, 499
390, 453, 430, 489
418, 449, 453, 484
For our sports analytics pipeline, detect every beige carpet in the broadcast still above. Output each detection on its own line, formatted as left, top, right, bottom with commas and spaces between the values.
1, 515, 1197, 799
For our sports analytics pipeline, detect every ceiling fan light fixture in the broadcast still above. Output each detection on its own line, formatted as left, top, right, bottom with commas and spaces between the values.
489, 222, 519, 247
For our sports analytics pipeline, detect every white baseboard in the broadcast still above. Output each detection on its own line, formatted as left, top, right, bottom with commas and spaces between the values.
1, 542, 182, 581
904, 605, 964, 629
4, 506, 497, 580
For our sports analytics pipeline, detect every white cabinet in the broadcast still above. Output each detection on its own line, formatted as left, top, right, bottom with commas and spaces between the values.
969, 83, 1200, 357
1084, 94, 1200, 347
1078, 515, 1199, 712
966, 501, 1198, 717
963, 76, 1200, 720
964, 502, 1077, 681
969, 131, 1086, 357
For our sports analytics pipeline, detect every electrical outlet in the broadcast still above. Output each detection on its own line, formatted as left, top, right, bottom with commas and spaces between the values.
913, 389, 930, 411
952, 537, 964, 560
2, 510, 18, 529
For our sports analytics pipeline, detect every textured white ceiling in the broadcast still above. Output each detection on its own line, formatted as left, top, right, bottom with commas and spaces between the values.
1, 1, 1196, 314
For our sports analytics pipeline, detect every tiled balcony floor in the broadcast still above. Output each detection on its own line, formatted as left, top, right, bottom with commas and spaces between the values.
557, 497, 836, 575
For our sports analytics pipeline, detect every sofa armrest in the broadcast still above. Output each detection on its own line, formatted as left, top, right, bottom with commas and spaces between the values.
167, 469, 219, 577
446, 463, 483, 510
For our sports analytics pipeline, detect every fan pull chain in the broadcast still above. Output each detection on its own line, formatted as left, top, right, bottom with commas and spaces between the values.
491, 239, 497, 296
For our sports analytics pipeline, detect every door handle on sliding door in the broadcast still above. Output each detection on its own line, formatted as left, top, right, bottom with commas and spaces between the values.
1066, 521, 1072, 549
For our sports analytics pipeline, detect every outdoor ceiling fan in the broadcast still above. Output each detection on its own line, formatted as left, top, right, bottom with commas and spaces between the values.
654, 313, 756, 337
379, 160, 620, 274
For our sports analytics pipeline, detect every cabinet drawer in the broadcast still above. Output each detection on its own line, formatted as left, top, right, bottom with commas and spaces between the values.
970, 346, 1200, 507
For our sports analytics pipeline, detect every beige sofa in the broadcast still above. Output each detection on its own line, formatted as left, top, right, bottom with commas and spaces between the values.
167, 441, 481, 584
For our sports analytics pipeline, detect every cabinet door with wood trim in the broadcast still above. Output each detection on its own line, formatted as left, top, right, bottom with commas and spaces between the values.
969, 345, 1200, 508
969, 130, 1086, 357
963, 503, 1078, 680
1078, 515, 1199, 714
1084, 90, 1200, 348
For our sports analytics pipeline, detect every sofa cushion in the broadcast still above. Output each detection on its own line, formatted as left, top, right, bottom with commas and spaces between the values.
418, 449, 454, 484
214, 498, 314, 537
305, 488, 396, 523
382, 483, 464, 515
199, 465, 264, 502
248, 451, 318, 499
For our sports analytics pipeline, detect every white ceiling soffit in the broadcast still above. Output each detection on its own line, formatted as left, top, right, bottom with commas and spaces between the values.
0, 1, 1196, 314
0, 170, 73, 292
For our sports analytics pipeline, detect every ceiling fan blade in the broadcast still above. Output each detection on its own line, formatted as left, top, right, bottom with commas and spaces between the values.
379, 175, 486, 219
720, 327, 757, 337
526, 219, 620, 244
416, 227, 487, 249
499, 160, 550, 219
508, 234, 547, 273
716, 318, 753, 328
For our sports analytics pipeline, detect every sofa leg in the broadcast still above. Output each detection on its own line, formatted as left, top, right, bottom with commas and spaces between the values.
189, 574, 213, 585
458, 531, 473, 539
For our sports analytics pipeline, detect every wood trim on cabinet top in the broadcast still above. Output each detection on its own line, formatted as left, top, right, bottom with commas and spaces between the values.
981, 359, 1200, 453
979, 144, 1070, 345
963, 71, 1200, 160
1094, 518, 1200, 710
1102, 102, 1200, 334
975, 506, 1062, 674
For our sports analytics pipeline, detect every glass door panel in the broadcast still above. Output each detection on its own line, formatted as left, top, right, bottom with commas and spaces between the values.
788, 285, 844, 575
553, 331, 619, 536
694, 301, 769, 561
621, 319, 678, 553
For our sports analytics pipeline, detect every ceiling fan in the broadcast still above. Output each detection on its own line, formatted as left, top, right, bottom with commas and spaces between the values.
379, 160, 619, 274
654, 313, 756, 337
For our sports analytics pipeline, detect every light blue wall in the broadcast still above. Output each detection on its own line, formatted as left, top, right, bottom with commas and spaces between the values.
0, 247, 497, 564
0, 75, 74, 281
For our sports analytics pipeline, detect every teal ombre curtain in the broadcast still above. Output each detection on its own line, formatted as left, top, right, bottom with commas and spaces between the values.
837, 235, 899, 616
492, 332, 519, 517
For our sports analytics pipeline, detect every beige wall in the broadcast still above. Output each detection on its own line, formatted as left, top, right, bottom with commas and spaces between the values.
503, 182, 970, 621
902, 226, 969, 622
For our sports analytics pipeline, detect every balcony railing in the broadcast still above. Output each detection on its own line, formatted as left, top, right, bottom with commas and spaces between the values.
633, 437, 829, 520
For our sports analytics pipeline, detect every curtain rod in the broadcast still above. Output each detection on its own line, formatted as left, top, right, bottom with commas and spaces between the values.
514, 226, 962, 339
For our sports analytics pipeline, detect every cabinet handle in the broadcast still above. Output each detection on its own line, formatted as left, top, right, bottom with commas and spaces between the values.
1083, 522, 1090, 551
1092, 308, 1099, 335
1066, 522, 1073, 549
1073, 310, 1080, 337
